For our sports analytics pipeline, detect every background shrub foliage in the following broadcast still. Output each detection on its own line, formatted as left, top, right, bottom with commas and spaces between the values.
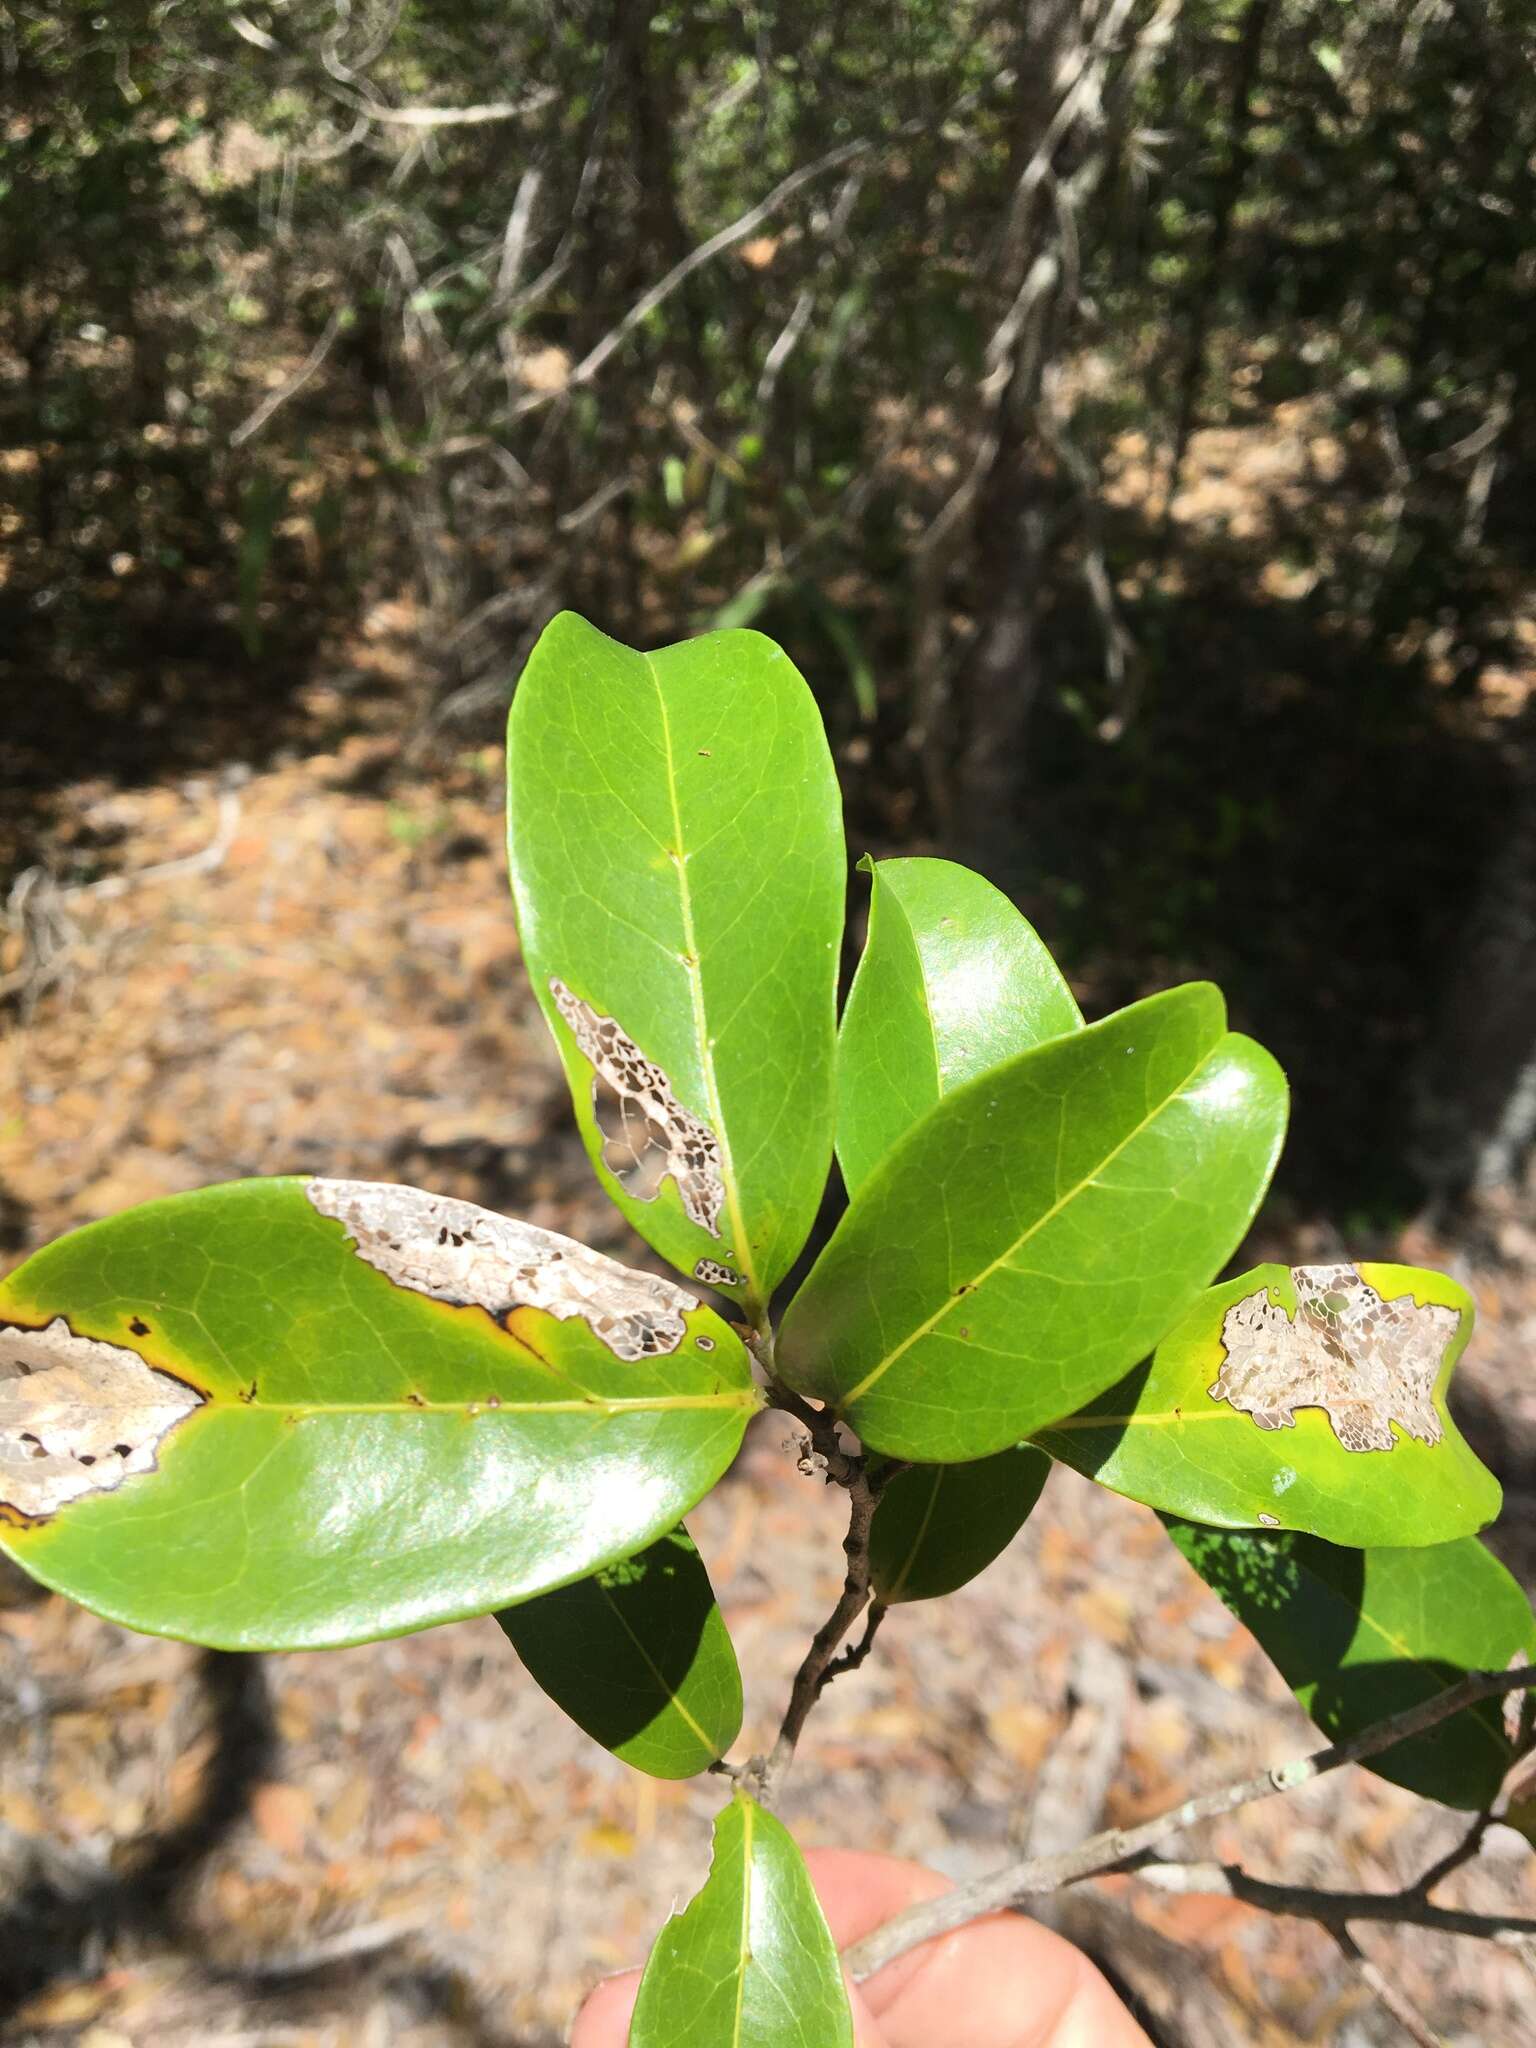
5, 0, 1534, 1218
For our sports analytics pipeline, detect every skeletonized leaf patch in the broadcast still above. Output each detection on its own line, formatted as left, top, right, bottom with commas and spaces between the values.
307, 1178, 703, 1360
1210, 1262, 1456, 1452
549, 979, 726, 1238
1037, 1260, 1498, 1547
1, 1318, 203, 1519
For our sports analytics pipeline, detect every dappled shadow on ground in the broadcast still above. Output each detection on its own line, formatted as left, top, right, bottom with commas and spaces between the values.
0, 1618, 539, 2046
0, 1647, 276, 2022
948, 521, 1526, 1230
0, 566, 367, 874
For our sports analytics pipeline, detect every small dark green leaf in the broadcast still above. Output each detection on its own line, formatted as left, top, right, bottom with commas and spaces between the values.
870, 1446, 1050, 1604
0, 1179, 760, 1650
497, 1524, 742, 1779
1039, 1263, 1500, 1546
629, 1791, 854, 2048
778, 984, 1287, 1462
837, 856, 1082, 1197
506, 614, 845, 1311
1165, 1521, 1536, 1808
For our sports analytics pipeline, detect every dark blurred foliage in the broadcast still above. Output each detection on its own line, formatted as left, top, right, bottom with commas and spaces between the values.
2, 0, 1533, 1213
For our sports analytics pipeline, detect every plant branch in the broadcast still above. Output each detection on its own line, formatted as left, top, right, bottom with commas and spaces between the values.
1131, 1858, 1536, 1942
513, 139, 870, 414
753, 1471, 878, 1809
844, 1663, 1536, 1978
230, 314, 345, 447
745, 1380, 886, 1810
819, 1599, 888, 1694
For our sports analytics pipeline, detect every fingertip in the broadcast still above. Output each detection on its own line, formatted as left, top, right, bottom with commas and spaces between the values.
570, 1965, 640, 2047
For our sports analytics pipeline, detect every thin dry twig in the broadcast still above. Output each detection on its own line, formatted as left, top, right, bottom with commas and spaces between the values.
1131, 1857, 1536, 1943
1329, 1926, 1443, 2048
817, 1599, 888, 1696
527, 138, 870, 406
324, 83, 557, 129
230, 315, 346, 447
73, 790, 242, 901
844, 1662, 1536, 1978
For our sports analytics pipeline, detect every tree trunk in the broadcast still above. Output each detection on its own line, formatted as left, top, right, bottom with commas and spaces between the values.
1414, 716, 1536, 1205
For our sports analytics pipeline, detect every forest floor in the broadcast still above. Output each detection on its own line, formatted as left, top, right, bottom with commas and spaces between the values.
3, 583, 1536, 2046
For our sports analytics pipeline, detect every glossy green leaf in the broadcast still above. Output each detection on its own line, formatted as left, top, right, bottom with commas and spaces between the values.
0, 1178, 761, 1650
630, 1791, 854, 2048
869, 1445, 1050, 1604
837, 856, 1083, 1197
1038, 1263, 1500, 1546
1165, 1521, 1536, 1808
778, 984, 1287, 1462
505, 613, 845, 1311
497, 1524, 742, 1779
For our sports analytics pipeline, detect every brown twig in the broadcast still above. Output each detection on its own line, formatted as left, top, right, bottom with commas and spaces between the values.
751, 1468, 879, 1809
844, 1662, 1536, 1978
817, 1599, 888, 1697
1130, 1858, 1536, 1943
741, 1367, 886, 1810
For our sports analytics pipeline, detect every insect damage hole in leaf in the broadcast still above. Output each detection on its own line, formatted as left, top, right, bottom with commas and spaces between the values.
1, 1318, 204, 1519
1209, 1262, 1457, 1452
549, 977, 731, 1244
693, 1257, 744, 1287
306, 1179, 709, 1361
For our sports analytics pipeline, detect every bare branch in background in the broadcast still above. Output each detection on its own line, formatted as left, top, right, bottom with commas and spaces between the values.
1133, 1857, 1536, 1941
496, 170, 543, 301
229, 12, 280, 54
325, 84, 558, 130
844, 1662, 1536, 1979
542, 138, 870, 403
229, 313, 346, 447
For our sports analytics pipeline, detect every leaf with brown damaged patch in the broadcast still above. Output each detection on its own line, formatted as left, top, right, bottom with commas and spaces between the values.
506, 615, 844, 1305
547, 982, 727, 1240
306, 1179, 701, 1360
0, 1177, 759, 1649
1209, 1263, 1453, 1452
1, 1318, 204, 1519
1039, 1261, 1501, 1548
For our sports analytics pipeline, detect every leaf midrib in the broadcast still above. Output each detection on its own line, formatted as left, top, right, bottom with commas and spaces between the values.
841, 1030, 1224, 1407
597, 1568, 722, 1757
216, 1390, 762, 1418
646, 651, 763, 1309
733, 1796, 754, 2047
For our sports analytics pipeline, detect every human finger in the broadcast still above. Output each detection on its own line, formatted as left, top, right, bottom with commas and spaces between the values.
801, 1849, 1151, 2048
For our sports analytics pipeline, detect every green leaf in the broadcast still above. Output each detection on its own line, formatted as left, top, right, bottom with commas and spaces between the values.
0, 1179, 760, 1651
506, 613, 845, 1312
837, 856, 1083, 1198
630, 1791, 854, 2048
869, 1446, 1050, 1604
1165, 1521, 1535, 1808
1038, 1263, 1500, 1546
778, 984, 1287, 1462
497, 1524, 742, 1779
